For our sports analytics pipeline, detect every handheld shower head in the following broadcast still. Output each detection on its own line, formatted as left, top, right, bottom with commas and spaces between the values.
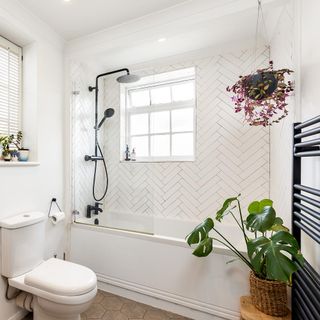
104, 108, 115, 118
116, 73, 140, 84
96, 108, 115, 129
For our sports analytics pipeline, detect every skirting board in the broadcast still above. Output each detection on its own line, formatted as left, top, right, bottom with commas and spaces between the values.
97, 273, 240, 320
8, 310, 28, 320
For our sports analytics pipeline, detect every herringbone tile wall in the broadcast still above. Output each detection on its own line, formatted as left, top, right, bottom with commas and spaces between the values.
92, 47, 271, 221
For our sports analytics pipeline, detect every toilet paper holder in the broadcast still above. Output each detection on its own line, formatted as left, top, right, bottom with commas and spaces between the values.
48, 198, 62, 217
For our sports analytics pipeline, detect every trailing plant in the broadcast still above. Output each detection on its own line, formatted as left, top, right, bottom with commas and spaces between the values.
186, 195, 304, 284
226, 61, 294, 127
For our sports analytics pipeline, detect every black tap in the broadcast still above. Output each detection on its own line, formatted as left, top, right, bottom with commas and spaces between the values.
86, 202, 103, 218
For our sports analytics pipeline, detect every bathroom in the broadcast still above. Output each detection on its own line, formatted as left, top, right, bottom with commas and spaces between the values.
0, 0, 319, 320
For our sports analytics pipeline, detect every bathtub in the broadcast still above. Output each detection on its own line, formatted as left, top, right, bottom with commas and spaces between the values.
70, 212, 249, 320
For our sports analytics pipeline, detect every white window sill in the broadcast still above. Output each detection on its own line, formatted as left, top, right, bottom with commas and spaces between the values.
0, 161, 40, 167
120, 157, 195, 163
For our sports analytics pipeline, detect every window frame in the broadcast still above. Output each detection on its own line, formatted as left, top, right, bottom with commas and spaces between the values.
123, 69, 196, 162
0, 35, 22, 137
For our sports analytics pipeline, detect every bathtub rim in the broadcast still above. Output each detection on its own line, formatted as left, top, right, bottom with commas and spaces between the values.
72, 221, 247, 257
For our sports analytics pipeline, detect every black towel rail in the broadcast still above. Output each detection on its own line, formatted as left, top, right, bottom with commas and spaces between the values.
292, 115, 320, 320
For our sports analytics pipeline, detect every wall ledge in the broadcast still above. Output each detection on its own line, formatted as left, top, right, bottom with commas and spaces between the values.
0, 161, 40, 167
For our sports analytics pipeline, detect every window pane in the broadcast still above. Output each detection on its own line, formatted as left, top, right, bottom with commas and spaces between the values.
130, 114, 148, 135
172, 108, 194, 132
131, 136, 149, 157
150, 111, 170, 134
172, 82, 195, 102
150, 86, 171, 105
172, 133, 194, 156
151, 135, 170, 157
130, 90, 150, 107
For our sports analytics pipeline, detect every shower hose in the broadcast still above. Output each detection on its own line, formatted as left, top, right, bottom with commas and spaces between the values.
93, 142, 109, 201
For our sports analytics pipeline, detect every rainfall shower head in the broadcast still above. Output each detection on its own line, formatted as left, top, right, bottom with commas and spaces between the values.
96, 108, 115, 129
116, 73, 140, 84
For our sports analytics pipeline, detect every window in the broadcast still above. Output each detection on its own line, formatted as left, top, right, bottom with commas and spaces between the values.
0, 36, 22, 136
123, 68, 196, 162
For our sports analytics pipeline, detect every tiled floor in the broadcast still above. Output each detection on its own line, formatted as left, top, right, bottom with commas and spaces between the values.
23, 290, 191, 320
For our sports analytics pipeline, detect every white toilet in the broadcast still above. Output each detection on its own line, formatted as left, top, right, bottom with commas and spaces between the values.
0, 211, 97, 320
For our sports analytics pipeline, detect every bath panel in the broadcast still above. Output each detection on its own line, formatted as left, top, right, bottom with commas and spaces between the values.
70, 222, 249, 320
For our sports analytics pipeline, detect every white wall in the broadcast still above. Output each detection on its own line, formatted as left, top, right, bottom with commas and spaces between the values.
299, 0, 320, 271
0, 1, 65, 319
269, 0, 295, 228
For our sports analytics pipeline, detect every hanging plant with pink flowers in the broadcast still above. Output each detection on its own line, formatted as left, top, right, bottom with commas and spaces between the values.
226, 61, 294, 127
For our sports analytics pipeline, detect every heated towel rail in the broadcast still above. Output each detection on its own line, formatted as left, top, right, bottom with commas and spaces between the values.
292, 116, 320, 320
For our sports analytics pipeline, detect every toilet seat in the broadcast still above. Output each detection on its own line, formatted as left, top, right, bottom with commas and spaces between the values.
9, 258, 97, 305
25, 258, 97, 296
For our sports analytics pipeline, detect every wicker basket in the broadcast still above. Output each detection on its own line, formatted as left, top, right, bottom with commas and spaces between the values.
249, 272, 288, 317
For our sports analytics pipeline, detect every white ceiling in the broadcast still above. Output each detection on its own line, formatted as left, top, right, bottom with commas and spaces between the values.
63, 0, 285, 70
17, 0, 188, 40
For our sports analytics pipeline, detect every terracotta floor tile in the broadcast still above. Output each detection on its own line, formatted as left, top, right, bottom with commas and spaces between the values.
85, 303, 106, 319
102, 310, 128, 320
121, 301, 147, 318
23, 290, 191, 320
100, 296, 124, 311
143, 309, 168, 320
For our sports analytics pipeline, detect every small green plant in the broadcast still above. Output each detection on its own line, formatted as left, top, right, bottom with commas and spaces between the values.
13, 130, 23, 150
186, 195, 304, 284
0, 134, 14, 157
0, 131, 24, 160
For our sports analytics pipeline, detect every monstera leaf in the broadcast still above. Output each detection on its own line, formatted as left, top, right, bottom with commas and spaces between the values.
270, 217, 289, 232
246, 199, 276, 233
248, 199, 273, 213
215, 195, 239, 222
247, 231, 304, 282
186, 218, 214, 257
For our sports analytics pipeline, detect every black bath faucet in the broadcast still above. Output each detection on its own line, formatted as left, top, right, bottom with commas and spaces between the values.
86, 202, 103, 218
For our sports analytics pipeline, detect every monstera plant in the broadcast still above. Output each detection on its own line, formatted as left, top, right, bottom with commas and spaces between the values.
186, 196, 304, 316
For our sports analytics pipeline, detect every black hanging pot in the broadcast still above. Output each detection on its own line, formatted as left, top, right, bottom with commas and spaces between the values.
245, 71, 278, 100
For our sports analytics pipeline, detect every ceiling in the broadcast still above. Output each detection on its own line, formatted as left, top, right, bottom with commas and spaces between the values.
63, 0, 285, 70
17, 0, 188, 40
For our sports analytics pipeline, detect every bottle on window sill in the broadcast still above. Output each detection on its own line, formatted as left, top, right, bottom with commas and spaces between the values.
131, 148, 136, 161
124, 144, 131, 161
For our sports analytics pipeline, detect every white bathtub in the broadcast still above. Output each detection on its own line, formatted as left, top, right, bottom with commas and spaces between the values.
70, 212, 249, 320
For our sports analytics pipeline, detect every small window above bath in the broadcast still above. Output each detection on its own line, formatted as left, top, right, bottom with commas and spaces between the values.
121, 67, 196, 162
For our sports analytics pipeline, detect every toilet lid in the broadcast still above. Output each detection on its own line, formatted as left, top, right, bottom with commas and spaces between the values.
24, 258, 97, 296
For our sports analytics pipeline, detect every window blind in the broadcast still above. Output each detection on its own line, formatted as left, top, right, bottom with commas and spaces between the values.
0, 36, 22, 136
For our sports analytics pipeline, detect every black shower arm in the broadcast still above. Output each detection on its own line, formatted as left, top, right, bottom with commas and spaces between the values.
90, 68, 129, 158
89, 68, 130, 91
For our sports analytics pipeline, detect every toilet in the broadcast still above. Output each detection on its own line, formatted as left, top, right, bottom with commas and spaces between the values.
0, 211, 97, 320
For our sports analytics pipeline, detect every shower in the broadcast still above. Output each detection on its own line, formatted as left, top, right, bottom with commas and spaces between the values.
85, 68, 140, 202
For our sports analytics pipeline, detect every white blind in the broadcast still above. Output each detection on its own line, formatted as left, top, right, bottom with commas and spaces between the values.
0, 36, 22, 136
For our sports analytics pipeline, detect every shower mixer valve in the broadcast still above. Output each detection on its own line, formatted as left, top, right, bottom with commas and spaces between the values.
84, 155, 104, 161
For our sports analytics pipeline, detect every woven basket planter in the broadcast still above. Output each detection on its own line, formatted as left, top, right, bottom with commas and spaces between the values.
250, 272, 288, 316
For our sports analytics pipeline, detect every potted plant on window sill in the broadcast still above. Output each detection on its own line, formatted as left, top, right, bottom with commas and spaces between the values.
13, 131, 29, 162
186, 196, 304, 317
0, 135, 14, 161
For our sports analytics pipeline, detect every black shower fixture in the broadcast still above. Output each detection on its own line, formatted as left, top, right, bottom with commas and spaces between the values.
96, 108, 115, 130
85, 68, 140, 202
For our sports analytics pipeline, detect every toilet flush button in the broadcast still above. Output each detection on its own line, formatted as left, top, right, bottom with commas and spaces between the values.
23, 214, 31, 218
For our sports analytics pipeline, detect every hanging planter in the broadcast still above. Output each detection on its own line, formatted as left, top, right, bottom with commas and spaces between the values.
227, 61, 294, 127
